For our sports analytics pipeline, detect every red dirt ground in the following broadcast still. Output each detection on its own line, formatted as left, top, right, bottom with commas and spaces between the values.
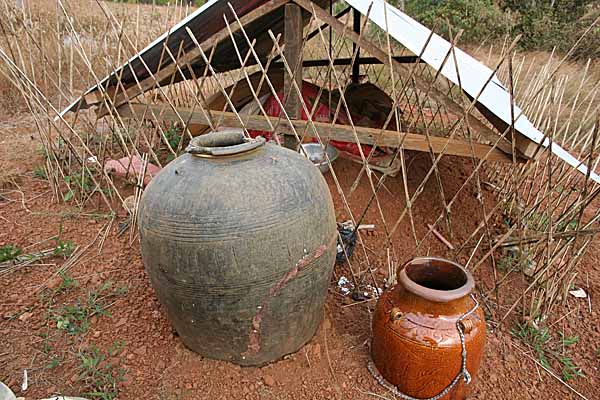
0, 115, 598, 399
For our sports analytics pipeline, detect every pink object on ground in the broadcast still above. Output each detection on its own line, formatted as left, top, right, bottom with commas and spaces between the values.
104, 156, 162, 186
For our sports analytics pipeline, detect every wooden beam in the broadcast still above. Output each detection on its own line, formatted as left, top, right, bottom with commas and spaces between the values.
271, 56, 422, 69
116, 103, 518, 163
293, 0, 519, 160
283, 3, 303, 149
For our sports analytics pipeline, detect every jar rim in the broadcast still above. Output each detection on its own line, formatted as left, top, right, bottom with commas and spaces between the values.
186, 129, 265, 157
398, 257, 474, 303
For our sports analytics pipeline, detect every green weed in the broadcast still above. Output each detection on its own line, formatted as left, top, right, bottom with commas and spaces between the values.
56, 271, 78, 293
33, 165, 48, 180
0, 244, 22, 262
63, 173, 92, 202
77, 344, 126, 400
163, 125, 183, 162
45, 356, 62, 370
54, 281, 119, 335
512, 322, 585, 381
526, 211, 550, 231
497, 254, 516, 272
53, 240, 75, 258
38, 332, 54, 355
62, 167, 105, 202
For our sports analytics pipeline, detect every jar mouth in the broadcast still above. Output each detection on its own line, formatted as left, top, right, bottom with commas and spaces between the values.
186, 129, 265, 157
399, 257, 474, 303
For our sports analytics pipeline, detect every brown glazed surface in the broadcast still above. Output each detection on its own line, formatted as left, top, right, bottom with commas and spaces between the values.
371, 258, 486, 399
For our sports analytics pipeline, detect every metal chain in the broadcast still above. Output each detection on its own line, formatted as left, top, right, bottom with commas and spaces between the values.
368, 294, 480, 400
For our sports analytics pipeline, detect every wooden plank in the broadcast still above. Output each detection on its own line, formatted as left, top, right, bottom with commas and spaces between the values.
272, 56, 422, 68
117, 103, 517, 163
515, 133, 540, 159
293, 0, 521, 160
283, 3, 303, 149
474, 101, 540, 159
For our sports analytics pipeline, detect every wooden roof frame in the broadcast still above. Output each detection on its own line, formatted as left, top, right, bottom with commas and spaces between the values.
64, 0, 588, 166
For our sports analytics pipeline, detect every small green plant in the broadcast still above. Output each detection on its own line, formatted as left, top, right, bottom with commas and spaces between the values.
45, 356, 62, 370
56, 271, 78, 293
497, 254, 516, 272
512, 322, 585, 381
0, 244, 22, 263
33, 165, 48, 180
77, 344, 126, 400
63, 168, 98, 202
163, 125, 183, 161
54, 240, 75, 258
164, 126, 182, 149
54, 281, 118, 335
526, 211, 550, 231
557, 219, 578, 232
39, 332, 54, 355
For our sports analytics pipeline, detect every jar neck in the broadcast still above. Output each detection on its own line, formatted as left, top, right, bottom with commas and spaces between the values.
398, 257, 474, 303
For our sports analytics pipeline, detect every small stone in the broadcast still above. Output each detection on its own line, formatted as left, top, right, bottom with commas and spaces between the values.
263, 375, 275, 387
47, 275, 62, 290
18, 312, 33, 322
185, 382, 193, 390
127, 353, 135, 360
70, 373, 79, 383
116, 317, 127, 327
93, 331, 101, 338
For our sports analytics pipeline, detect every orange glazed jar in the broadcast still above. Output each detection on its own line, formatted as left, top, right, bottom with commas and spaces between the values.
370, 257, 486, 400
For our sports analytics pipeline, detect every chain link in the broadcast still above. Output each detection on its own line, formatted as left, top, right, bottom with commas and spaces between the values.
368, 294, 480, 400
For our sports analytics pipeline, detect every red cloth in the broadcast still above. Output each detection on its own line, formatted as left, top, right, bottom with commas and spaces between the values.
247, 83, 383, 159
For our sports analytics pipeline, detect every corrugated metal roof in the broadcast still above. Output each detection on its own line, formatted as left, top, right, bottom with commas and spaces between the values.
346, 0, 599, 183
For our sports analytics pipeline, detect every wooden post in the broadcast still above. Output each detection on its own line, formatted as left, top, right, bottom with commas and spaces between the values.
352, 8, 361, 84
283, 3, 303, 150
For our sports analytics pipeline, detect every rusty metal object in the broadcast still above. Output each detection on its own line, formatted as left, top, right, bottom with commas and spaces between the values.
371, 257, 486, 399
138, 130, 337, 366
